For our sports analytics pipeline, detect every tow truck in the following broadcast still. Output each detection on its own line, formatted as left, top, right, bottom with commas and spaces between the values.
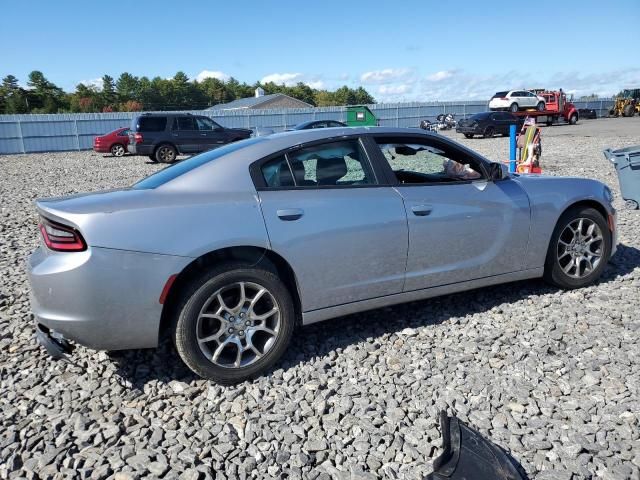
509, 89, 579, 126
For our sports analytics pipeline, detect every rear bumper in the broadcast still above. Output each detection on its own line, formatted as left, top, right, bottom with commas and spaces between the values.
28, 245, 191, 351
93, 145, 110, 153
127, 144, 154, 155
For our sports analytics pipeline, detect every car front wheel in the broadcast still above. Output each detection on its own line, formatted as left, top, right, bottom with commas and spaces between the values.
544, 206, 611, 289
510, 103, 519, 112
536, 101, 545, 111
173, 263, 295, 384
464, 133, 474, 139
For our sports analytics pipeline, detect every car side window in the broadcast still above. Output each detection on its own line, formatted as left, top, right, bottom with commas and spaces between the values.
260, 139, 375, 188
196, 117, 216, 131
174, 117, 196, 131
374, 137, 484, 184
118, 129, 130, 136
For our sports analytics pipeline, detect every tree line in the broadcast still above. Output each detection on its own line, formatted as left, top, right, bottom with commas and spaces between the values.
0, 71, 376, 114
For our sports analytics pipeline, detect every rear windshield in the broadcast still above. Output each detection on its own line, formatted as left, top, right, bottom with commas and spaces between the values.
492, 91, 508, 98
133, 137, 263, 189
470, 112, 491, 120
132, 116, 168, 132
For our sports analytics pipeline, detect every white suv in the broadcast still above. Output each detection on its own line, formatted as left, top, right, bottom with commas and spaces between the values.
489, 90, 546, 112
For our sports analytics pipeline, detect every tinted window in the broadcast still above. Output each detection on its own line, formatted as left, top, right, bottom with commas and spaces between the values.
137, 116, 167, 132
374, 137, 483, 183
328, 121, 345, 127
118, 129, 130, 136
492, 91, 508, 98
174, 116, 196, 130
196, 117, 219, 131
133, 137, 264, 189
261, 139, 375, 188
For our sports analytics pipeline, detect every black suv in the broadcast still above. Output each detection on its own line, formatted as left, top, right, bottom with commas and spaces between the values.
127, 113, 252, 162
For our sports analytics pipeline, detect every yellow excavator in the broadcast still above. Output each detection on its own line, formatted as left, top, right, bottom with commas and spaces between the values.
609, 89, 640, 117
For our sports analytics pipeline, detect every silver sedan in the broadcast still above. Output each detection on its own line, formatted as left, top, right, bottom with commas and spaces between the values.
28, 127, 617, 383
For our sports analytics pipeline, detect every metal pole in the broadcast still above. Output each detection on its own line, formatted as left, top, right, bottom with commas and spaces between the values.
509, 124, 517, 172
73, 119, 80, 151
17, 120, 25, 153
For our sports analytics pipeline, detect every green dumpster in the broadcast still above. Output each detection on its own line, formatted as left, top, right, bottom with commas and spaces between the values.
346, 106, 378, 127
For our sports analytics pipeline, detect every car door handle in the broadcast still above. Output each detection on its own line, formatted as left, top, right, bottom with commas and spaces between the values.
277, 208, 304, 221
411, 205, 433, 216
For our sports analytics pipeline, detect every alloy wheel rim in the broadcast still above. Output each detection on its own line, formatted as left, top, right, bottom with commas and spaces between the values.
112, 145, 124, 156
196, 281, 280, 368
557, 217, 603, 279
159, 147, 174, 162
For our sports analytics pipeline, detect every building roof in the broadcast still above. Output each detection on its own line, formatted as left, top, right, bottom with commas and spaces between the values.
206, 93, 312, 111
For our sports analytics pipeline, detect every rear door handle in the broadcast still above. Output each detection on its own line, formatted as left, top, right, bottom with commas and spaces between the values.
277, 208, 304, 221
411, 204, 433, 216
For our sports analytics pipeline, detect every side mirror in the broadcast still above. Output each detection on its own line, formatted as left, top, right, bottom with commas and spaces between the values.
489, 162, 509, 180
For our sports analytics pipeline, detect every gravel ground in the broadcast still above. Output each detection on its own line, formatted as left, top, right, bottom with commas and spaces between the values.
1, 118, 639, 480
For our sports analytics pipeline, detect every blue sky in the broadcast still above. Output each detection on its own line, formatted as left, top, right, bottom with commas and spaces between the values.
1, 0, 639, 101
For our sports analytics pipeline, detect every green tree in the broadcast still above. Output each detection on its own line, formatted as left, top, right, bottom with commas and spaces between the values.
1, 75, 29, 113
115, 72, 139, 103
27, 70, 66, 113
101, 75, 117, 111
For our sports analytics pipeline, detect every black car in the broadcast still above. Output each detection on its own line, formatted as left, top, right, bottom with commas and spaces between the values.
127, 113, 252, 163
289, 120, 347, 130
456, 111, 522, 139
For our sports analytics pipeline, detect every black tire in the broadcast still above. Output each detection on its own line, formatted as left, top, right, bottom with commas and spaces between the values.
543, 206, 611, 289
155, 144, 177, 163
536, 101, 545, 112
464, 133, 474, 139
173, 263, 295, 384
510, 103, 519, 113
483, 126, 495, 138
623, 104, 635, 117
148, 155, 157, 162
110, 143, 125, 157
569, 114, 578, 125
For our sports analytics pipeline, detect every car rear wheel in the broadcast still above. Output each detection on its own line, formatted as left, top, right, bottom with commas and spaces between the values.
536, 101, 545, 111
569, 114, 578, 125
544, 206, 611, 289
483, 126, 495, 138
155, 144, 177, 163
110, 144, 125, 157
464, 133, 474, 139
510, 103, 519, 112
173, 263, 295, 384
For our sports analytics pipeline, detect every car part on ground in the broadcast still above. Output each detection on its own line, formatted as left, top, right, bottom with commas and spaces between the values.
604, 145, 640, 209
93, 127, 130, 156
126, 113, 252, 162
420, 114, 456, 132
27, 127, 617, 382
426, 411, 525, 480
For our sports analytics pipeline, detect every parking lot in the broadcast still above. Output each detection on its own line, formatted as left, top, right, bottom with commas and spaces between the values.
1, 117, 639, 479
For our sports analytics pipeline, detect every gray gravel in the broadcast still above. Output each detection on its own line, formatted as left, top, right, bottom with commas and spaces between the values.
1, 117, 639, 479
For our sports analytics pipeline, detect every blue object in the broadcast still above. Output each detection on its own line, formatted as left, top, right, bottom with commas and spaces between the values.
604, 145, 640, 209
509, 124, 517, 172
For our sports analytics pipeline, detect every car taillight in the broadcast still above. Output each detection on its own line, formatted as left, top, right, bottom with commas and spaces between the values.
39, 217, 87, 252
134, 132, 143, 144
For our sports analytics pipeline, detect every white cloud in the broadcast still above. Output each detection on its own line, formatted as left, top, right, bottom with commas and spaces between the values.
78, 78, 103, 90
305, 80, 325, 89
360, 68, 412, 84
378, 84, 412, 96
426, 70, 455, 82
261, 72, 303, 86
195, 70, 230, 82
